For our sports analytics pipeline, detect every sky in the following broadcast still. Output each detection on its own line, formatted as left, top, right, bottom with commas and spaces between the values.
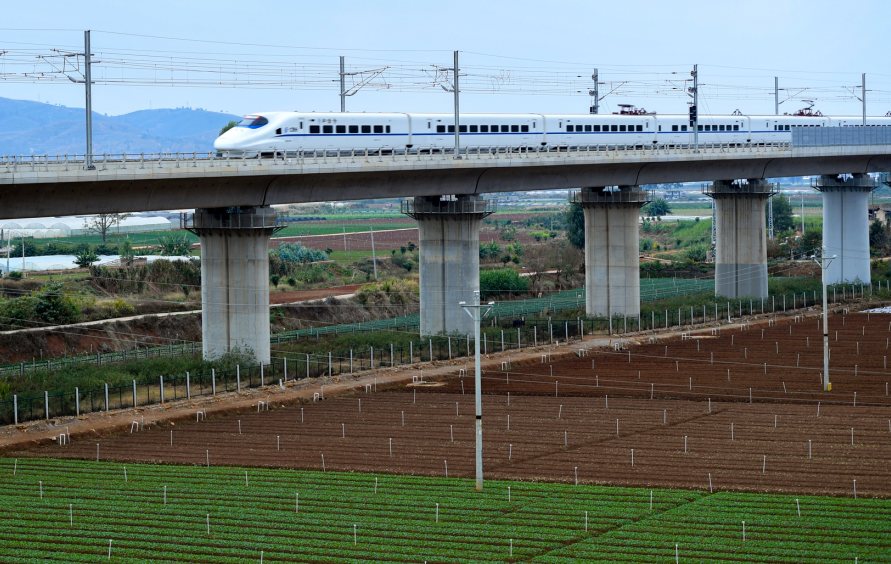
2, 0, 890, 118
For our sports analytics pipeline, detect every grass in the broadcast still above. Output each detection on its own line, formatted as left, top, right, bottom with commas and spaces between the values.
0, 459, 887, 563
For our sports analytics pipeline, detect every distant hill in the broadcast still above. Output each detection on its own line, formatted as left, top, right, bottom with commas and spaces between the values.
0, 97, 240, 156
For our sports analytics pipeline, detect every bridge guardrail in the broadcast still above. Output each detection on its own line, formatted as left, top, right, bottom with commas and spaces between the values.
0, 141, 796, 174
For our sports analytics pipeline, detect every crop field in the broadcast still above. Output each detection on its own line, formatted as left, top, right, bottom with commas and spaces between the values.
1, 458, 890, 563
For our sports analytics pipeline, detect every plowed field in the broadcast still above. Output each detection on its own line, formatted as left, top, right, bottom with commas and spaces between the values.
17, 314, 891, 497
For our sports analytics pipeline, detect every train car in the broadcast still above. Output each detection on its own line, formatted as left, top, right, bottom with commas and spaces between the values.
213, 109, 891, 156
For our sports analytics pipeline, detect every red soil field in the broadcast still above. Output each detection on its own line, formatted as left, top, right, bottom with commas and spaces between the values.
17, 314, 891, 497
272, 228, 539, 252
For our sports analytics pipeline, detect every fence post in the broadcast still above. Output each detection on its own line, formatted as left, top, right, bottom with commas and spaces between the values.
20, 363, 23, 376
160, 375, 165, 403
105, 383, 109, 412
390, 344, 394, 367
306, 354, 310, 378
133, 380, 137, 407
186, 372, 191, 399
534, 326, 537, 346
45, 391, 49, 420
212, 369, 216, 395
410, 342, 413, 363
517, 327, 521, 348
429, 339, 433, 360
98, 352, 101, 366
236, 365, 241, 390
328, 352, 332, 376
448, 338, 452, 360
284, 358, 288, 380
74, 388, 79, 417
260, 363, 264, 386
565, 321, 569, 340
370, 346, 374, 368
501, 330, 505, 352
350, 349, 354, 373
13, 394, 17, 425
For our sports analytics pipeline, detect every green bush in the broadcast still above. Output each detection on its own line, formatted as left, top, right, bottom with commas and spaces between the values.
480, 268, 529, 300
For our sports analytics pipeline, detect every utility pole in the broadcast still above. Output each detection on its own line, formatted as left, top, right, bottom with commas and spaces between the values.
590, 68, 599, 114
690, 64, 699, 152
453, 50, 461, 159
813, 247, 836, 392
339, 56, 346, 112
460, 290, 494, 490
801, 195, 805, 235
862, 73, 866, 125
84, 30, 95, 170
774, 77, 779, 115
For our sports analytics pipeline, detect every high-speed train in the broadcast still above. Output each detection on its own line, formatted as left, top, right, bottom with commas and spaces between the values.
213, 109, 891, 156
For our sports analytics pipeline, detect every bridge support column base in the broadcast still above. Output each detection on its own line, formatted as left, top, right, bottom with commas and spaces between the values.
575, 187, 650, 318
403, 195, 494, 336
705, 179, 776, 299
187, 206, 280, 364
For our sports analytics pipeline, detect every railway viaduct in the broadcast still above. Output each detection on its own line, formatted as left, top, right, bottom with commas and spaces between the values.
2, 127, 890, 364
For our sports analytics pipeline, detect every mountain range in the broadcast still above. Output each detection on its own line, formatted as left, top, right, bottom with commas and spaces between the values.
0, 97, 240, 156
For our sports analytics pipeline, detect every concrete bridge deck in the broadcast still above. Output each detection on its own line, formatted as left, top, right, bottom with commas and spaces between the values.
2, 142, 891, 219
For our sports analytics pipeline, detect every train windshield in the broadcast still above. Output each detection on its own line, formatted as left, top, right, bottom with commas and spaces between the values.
237, 115, 269, 128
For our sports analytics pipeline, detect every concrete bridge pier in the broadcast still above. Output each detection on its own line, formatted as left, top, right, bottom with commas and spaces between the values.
573, 186, 651, 318
813, 174, 877, 284
185, 206, 282, 364
402, 195, 495, 336
704, 179, 777, 299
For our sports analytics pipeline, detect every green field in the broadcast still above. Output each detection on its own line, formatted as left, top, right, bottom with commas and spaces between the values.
0, 458, 887, 562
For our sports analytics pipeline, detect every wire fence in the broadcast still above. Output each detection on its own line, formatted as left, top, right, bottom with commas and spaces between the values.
0, 279, 883, 427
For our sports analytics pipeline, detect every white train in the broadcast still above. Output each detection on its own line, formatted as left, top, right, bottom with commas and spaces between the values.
213, 108, 891, 156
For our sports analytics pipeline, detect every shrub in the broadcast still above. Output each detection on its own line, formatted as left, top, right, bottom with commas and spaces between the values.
480, 268, 529, 300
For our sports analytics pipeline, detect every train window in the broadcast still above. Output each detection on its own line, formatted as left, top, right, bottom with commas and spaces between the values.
470, 125, 478, 133
459, 125, 467, 133
672, 125, 679, 132
584, 125, 591, 132
611, 125, 618, 132
480, 125, 489, 133
521, 125, 529, 132
705, 125, 711, 131
336, 125, 346, 133
374, 125, 384, 133
566, 125, 574, 132
501, 125, 510, 132
733, 125, 739, 131
511, 125, 519, 132
636, 125, 643, 132
593, 125, 601, 132
323, 125, 333, 134
785, 125, 790, 131
237, 115, 268, 128
682, 125, 688, 131
437, 125, 446, 133
698, 125, 703, 131
619, 125, 627, 132
362, 125, 371, 133
349, 125, 359, 133
309, 125, 320, 134
275, 128, 282, 135
718, 125, 724, 131
386, 125, 391, 133
299, 121, 303, 129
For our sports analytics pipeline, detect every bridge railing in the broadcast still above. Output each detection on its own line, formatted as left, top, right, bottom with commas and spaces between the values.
0, 141, 797, 174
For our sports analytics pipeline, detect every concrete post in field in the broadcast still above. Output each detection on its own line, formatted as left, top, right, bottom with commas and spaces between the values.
813, 174, 876, 284
704, 179, 776, 298
402, 195, 495, 336
132, 380, 137, 407
13, 394, 18, 425
160, 375, 165, 403
186, 372, 191, 399
184, 206, 283, 364
74, 388, 79, 416
573, 186, 651, 317
104, 383, 109, 413
44, 391, 49, 420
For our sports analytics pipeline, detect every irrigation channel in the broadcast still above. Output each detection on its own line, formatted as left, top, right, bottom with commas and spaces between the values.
19, 313, 891, 498
0, 280, 882, 426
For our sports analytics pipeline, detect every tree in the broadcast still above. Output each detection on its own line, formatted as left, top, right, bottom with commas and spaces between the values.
565, 203, 585, 249
83, 213, 131, 244
270, 274, 281, 288
869, 219, 888, 251
158, 233, 192, 256
119, 239, 136, 265
553, 240, 584, 290
219, 120, 238, 137
769, 194, 794, 233
523, 245, 551, 292
74, 249, 99, 268
642, 198, 672, 217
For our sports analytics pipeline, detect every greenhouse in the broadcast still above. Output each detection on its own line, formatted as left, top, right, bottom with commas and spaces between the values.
0, 215, 172, 239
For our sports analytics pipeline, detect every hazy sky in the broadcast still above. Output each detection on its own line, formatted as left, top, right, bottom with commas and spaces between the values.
3, 0, 889, 118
